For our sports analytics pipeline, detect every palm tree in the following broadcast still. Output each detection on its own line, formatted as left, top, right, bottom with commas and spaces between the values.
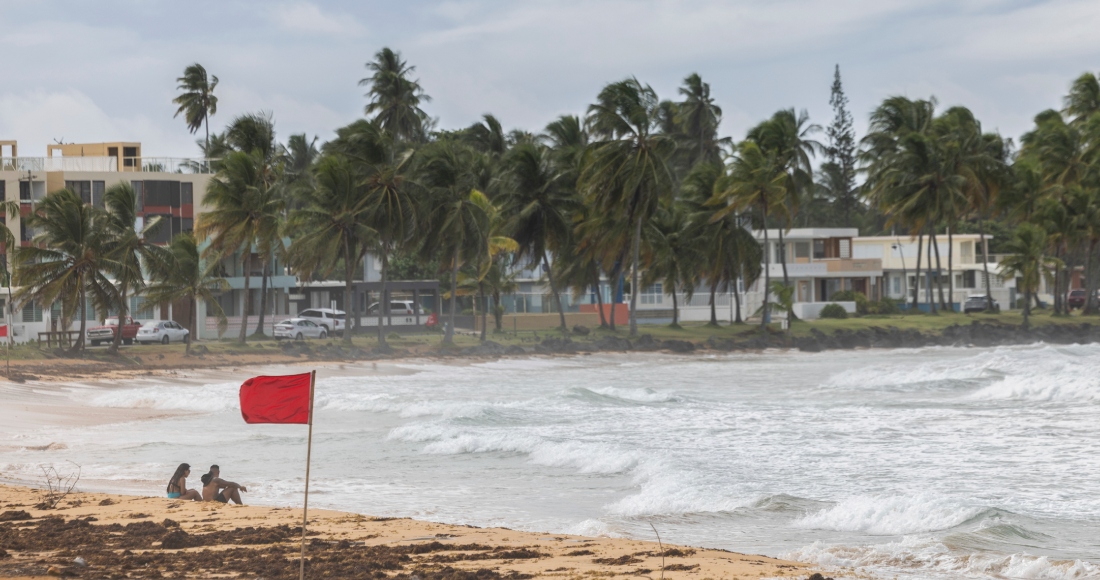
144, 233, 230, 353
675, 73, 727, 168
581, 78, 676, 337
499, 142, 578, 332
196, 151, 282, 343
173, 63, 219, 154
1064, 72, 1100, 126
1000, 223, 1060, 328
0, 200, 19, 354
417, 141, 493, 344
645, 202, 698, 327
101, 183, 164, 354
711, 141, 786, 329
360, 47, 432, 143
287, 155, 374, 345
13, 189, 113, 354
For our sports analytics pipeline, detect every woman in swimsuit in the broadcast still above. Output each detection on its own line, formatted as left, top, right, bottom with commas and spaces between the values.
166, 463, 202, 500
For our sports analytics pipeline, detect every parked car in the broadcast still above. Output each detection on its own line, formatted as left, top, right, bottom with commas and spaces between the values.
297, 308, 345, 335
362, 300, 425, 327
1067, 289, 1087, 309
963, 295, 1001, 314
135, 320, 190, 345
87, 316, 143, 346
274, 318, 328, 341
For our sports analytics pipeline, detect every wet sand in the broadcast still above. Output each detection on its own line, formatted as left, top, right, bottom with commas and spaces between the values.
0, 484, 815, 579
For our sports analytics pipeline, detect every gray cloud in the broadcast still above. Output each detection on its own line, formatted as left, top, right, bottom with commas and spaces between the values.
0, 0, 1097, 157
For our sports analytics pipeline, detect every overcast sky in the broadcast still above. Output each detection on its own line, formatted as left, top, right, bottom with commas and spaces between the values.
1, 0, 1099, 158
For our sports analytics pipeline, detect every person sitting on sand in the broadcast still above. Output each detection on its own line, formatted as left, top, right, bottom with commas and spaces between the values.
166, 463, 202, 501
200, 464, 246, 504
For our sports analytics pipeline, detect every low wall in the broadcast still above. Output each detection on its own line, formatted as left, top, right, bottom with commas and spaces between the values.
475, 313, 601, 332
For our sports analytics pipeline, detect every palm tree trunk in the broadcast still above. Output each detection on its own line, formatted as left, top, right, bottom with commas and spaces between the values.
378, 244, 388, 345
979, 215, 994, 310
947, 227, 955, 312
493, 289, 503, 332
73, 285, 87, 355
670, 283, 679, 327
1085, 240, 1098, 315
778, 225, 790, 287
187, 296, 196, 355
1053, 244, 1064, 315
109, 285, 127, 354
543, 252, 567, 332
733, 275, 743, 323
913, 231, 924, 312
255, 256, 269, 337
239, 247, 252, 343
1023, 287, 1032, 328
761, 207, 771, 330
629, 217, 642, 338
609, 262, 621, 331
594, 271, 608, 329
708, 281, 718, 326
479, 283, 487, 342
342, 238, 355, 345
444, 246, 458, 344
925, 231, 936, 314
932, 231, 945, 311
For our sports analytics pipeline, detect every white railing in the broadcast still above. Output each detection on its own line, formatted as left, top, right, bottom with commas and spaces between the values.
1, 156, 117, 172
1, 157, 219, 174
123, 157, 218, 174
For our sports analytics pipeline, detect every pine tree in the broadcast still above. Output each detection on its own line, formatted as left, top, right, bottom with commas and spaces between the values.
825, 65, 858, 226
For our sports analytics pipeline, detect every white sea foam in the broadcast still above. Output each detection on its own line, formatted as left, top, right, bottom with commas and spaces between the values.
89, 383, 239, 412
582, 386, 680, 403
794, 494, 986, 535
788, 537, 1100, 580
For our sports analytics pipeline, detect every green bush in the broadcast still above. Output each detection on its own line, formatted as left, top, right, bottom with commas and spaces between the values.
870, 297, 900, 315
830, 290, 870, 314
387, 332, 401, 340
820, 303, 848, 319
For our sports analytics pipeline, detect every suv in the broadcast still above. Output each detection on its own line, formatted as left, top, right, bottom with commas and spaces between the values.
297, 308, 346, 335
963, 295, 1000, 314
367, 300, 423, 315
1067, 289, 1087, 309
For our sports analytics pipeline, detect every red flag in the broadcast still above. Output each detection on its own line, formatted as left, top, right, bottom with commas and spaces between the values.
239, 373, 313, 424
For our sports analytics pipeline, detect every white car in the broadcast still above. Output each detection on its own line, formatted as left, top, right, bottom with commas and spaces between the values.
135, 320, 190, 345
274, 318, 328, 341
367, 300, 424, 316
297, 308, 345, 335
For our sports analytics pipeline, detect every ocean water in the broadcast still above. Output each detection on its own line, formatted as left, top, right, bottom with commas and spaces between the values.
2, 344, 1099, 579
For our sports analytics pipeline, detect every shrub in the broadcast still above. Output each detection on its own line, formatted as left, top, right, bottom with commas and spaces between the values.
819, 303, 848, 319
870, 297, 900, 315
387, 332, 401, 340
830, 290, 869, 315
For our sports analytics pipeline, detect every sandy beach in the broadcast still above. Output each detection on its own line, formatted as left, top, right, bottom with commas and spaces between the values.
0, 484, 813, 579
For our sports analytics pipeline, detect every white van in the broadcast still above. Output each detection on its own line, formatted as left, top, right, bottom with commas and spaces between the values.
361, 301, 424, 327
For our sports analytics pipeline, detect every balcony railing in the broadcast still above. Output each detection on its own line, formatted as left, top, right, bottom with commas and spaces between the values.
1, 157, 219, 174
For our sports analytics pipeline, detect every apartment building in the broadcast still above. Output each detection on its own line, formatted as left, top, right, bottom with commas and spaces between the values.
853, 234, 1017, 311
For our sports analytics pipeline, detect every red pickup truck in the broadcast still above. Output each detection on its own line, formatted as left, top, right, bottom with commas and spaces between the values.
87, 316, 142, 346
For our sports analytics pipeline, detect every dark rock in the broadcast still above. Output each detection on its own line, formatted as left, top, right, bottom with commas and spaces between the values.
159, 529, 192, 550
505, 345, 527, 355
594, 336, 632, 351
633, 334, 659, 351
162, 519, 180, 528
536, 337, 577, 354
660, 339, 694, 353
807, 574, 834, 580
705, 337, 735, 351
461, 341, 507, 356
572, 325, 591, 336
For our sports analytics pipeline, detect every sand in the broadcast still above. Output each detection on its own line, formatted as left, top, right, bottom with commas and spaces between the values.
0, 484, 819, 579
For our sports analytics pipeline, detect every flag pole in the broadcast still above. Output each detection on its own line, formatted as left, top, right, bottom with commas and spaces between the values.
299, 370, 316, 580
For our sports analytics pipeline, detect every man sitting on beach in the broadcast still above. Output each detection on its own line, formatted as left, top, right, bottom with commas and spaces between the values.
200, 465, 247, 505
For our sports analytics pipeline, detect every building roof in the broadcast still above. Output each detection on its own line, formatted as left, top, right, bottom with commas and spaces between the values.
753, 228, 860, 239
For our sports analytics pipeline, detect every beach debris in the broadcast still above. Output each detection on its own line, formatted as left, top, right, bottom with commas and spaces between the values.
0, 548, 9, 559
807, 574, 834, 580
0, 509, 32, 521
35, 462, 81, 510
162, 518, 180, 528
97, 498, 115, 506
72, 556, 87, 566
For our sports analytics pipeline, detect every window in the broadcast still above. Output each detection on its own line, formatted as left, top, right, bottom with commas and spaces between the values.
20, 219, 32, 243
132, 181, 144, 211
123, 146, 138, 167
774, 243, 785, 264
145, 214, 173, 243
301, 310, 318, 317
66, 181, 92, 204
0, 299, 5, 320
22, 301, 43, 323
181, 218, 193, 234
19, 181, 30, 202
181, 182, 193, 205
892, 276, 901, 295
961, 242, 974, 264
0, 181, 5, 202
839, 239, 851, 259
144, 181, 181, 207
640, 283, 663, 305
962, 271, 976, 289
92, 181, 105, 208
813, 239, 826, 259
795, 242, 810, 259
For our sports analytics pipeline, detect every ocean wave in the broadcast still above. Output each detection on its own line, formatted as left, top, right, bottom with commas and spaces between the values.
793, 494, 990, 535
89, 383, 240, 413
564, 386, 681, 404
787, 537, 1100, 580
388, 423, 641, 474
